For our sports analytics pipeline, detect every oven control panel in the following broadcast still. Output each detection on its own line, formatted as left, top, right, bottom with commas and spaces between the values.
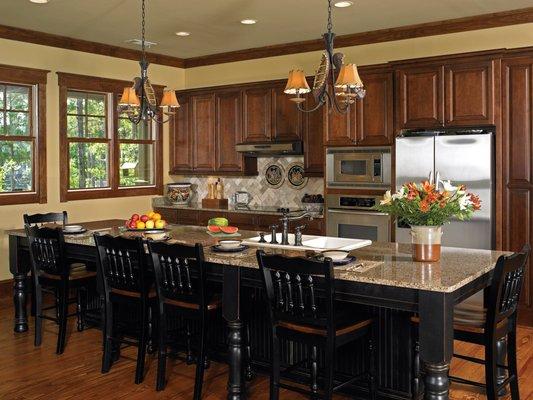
327, 194, 384, 211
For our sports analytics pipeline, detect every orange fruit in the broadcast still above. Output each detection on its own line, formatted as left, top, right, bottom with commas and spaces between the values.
136, 220, 146, 229
152, 213, 162, 221
147, 211, 155, 219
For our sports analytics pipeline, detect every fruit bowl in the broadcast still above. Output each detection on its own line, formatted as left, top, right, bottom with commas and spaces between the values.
126, 211, 167, 231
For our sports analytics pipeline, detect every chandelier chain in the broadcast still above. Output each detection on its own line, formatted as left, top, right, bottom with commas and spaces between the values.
327, 0, 333, 33
141, 0, 146, 58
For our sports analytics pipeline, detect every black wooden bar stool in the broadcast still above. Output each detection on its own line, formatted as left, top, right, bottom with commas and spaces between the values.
412, 244, 530, 400
256, 250, 376, 400
25, 225, 96, 354
94, 234, 154, 384
148, 241, 221, 399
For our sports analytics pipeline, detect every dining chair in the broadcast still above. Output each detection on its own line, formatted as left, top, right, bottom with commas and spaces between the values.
412, 244, 530, 400
94, 233, 154, 384
25, 225, 96, 354
148, 240, 221, 399
256, 250, 376, 400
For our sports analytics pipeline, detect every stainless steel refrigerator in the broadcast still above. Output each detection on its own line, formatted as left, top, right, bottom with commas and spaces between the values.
395, 130, 494, 250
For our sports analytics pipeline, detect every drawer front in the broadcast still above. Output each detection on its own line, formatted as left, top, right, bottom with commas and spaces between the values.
176, 210, 199, 226
198, 210, 228, 226
226, 212, 258, 230
154, 208, 178, 224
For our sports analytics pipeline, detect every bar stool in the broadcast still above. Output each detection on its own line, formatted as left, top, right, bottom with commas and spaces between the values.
256, 250, 377, 400
25, 225, 96, 354
148, 241, 221, 399
94, 234, 154, 384
412, 244, 530, 399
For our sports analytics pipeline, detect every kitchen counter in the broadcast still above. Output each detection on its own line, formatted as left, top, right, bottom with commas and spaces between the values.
7, 221, 507, 293
152, 197, 324, 218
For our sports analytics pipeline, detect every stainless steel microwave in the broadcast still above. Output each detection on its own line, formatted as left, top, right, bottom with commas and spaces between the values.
326, 147, 391, 189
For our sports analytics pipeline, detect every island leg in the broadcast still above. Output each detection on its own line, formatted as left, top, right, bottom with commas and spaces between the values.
223, 265, 246, 400
418, 291, 453, 400
10, 235, 28, 333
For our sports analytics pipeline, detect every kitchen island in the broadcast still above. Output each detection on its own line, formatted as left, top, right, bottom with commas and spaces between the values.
7, 221, 508, 400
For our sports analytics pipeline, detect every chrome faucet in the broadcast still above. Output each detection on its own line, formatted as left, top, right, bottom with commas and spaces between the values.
279, 211, 315, 246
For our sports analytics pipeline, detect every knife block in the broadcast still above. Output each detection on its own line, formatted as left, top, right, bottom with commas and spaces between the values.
202, 198, 229, 209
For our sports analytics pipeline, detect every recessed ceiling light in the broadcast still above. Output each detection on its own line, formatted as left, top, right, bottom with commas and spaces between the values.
175, 31, 191, 37
29, 0, 49, 3
334, 1, 354, 7
240, 19, 257, 25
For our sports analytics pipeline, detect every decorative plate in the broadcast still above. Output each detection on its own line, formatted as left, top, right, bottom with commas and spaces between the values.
264, 163, 285, 189
287, 162, 308, 189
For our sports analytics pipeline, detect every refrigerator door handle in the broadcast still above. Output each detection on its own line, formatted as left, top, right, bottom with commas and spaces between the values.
435, 170, 441, 186
428, 170, 434, 184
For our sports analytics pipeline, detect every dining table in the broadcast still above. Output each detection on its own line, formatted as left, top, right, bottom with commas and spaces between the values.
7, 219, 509, 400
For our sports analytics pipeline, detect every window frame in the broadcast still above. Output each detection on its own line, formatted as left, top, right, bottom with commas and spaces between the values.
58, 72, 163, 202
0, 64, 48, 205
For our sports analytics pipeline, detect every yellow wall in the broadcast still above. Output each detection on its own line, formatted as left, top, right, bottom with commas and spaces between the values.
1, 22, 533, 280
0, 38, 185, 280
185, 23, 533, 88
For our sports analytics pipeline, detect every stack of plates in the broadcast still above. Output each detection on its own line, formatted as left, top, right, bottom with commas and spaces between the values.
62, 225, 86, 234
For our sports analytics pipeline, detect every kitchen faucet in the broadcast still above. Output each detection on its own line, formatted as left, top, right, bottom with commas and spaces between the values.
279, 211, 315, 245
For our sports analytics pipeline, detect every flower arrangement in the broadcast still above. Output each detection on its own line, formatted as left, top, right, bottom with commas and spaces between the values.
374, 180, 481, 226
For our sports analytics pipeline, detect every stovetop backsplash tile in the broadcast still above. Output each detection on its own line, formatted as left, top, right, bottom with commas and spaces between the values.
169, 157, 323, 208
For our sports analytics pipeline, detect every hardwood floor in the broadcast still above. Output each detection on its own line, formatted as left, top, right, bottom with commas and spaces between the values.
0, 298, 531, 400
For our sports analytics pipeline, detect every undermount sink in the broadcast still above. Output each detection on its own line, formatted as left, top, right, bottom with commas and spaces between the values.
243, 233, 371, 252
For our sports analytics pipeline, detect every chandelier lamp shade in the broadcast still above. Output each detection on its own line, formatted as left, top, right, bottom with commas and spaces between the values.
118, 0, 180, 124
284, 0, 365, 113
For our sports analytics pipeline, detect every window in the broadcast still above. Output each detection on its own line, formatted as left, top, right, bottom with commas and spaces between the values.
0, 65, 48, 205
58, 73, 162, 201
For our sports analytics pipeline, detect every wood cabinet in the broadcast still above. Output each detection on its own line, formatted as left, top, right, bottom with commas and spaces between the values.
501, 55, 533, 316
191, 94, 216, 173
396, 58, 495, 130
396, 64, 444, 129
324, 95, 356, 146
354, 70, 394, 146
215, 91, 243, 172
169, 94, 193, 173
303, 92, 325, 176
271, 84, 302, 140
444, 60, 495, 126
243, 87, 272, 142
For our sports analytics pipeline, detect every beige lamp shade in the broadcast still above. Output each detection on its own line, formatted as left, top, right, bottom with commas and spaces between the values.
335, 64, 363, 89
284, 70, 311, 95
159, 89, 180, 108
119, 87, 140, 107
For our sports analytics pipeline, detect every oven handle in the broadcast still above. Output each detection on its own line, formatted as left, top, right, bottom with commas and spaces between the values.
327, 209, 390, 217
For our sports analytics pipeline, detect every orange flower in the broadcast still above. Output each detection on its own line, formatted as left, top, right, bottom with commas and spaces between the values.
422, 180, 435, 194
419, 199, 430, 213
406, 183, 419, 200
469, 193, 482, 210
425, 191, 439, 204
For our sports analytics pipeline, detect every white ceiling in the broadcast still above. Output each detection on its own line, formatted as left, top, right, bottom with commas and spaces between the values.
0, 0, 531, 59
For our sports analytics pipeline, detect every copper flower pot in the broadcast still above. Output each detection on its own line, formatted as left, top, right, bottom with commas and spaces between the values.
410, 226, 443, 262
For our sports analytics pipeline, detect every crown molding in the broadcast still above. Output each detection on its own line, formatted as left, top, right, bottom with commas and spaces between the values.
0, 24, 184, 68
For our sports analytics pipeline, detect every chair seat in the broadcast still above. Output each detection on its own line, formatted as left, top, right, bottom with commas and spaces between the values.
40, 266, 96, 281
110, 287, 157, 298
165, 294, 221, 311
278, 316, 372, 337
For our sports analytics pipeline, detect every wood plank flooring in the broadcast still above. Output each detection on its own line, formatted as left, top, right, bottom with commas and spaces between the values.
0, 298, 531, 400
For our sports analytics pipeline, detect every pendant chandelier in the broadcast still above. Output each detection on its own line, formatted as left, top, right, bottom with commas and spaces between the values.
284, 0, 365, 113
118, 0, 180, 124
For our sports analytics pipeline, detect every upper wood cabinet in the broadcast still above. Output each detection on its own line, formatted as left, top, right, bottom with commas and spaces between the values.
396, 65, 444, 129
324, 92, 356, 146
169, 94, 193, 174
396, 58, 495, 130
271, 84, 302, 141
191, 94, 216, 173
303, 92, 325, 176
215, 91, 244, 172
354, 70, 394, 146
444, 60, 495, 126
243, 87, 272, 142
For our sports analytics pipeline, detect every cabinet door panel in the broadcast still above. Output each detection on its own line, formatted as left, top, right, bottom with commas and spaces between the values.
216, 91, 243, 172
169, 94, 193, 173
303, 92, 325, 176
324, 96, 355, 146
445, 61, 494, 126
272, 85, 302, 140
397, 66, 444, 129
355, 71, 393, 146
243, 88, 271, 142
191, 94, 216, 172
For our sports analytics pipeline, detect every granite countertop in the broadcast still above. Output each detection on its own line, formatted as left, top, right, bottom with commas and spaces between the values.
152, 197, 324, 217
7, 220, 508, 293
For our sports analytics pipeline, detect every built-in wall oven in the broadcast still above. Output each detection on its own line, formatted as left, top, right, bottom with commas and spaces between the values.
326, 194, 391, 242
326, 146, 391, 189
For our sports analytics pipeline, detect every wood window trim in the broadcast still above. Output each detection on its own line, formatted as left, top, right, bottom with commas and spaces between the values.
0, 64, 48, 205
57, 72, 163, 202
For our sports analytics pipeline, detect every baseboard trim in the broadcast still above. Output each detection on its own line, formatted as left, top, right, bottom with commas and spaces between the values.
0, 279, 13, 301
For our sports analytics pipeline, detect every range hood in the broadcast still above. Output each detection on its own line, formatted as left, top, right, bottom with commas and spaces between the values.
235, 141, 303, 156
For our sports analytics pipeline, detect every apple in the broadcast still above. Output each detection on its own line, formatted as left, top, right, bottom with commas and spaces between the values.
152, 213, 162, 221
145, 220, 155, 229
140, 214, 149, 223
125, 219, 131, 227
155, 219, 166, 229
136, 220, 146, 229
131, 213, 140, 221
128, 220, 137, 229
